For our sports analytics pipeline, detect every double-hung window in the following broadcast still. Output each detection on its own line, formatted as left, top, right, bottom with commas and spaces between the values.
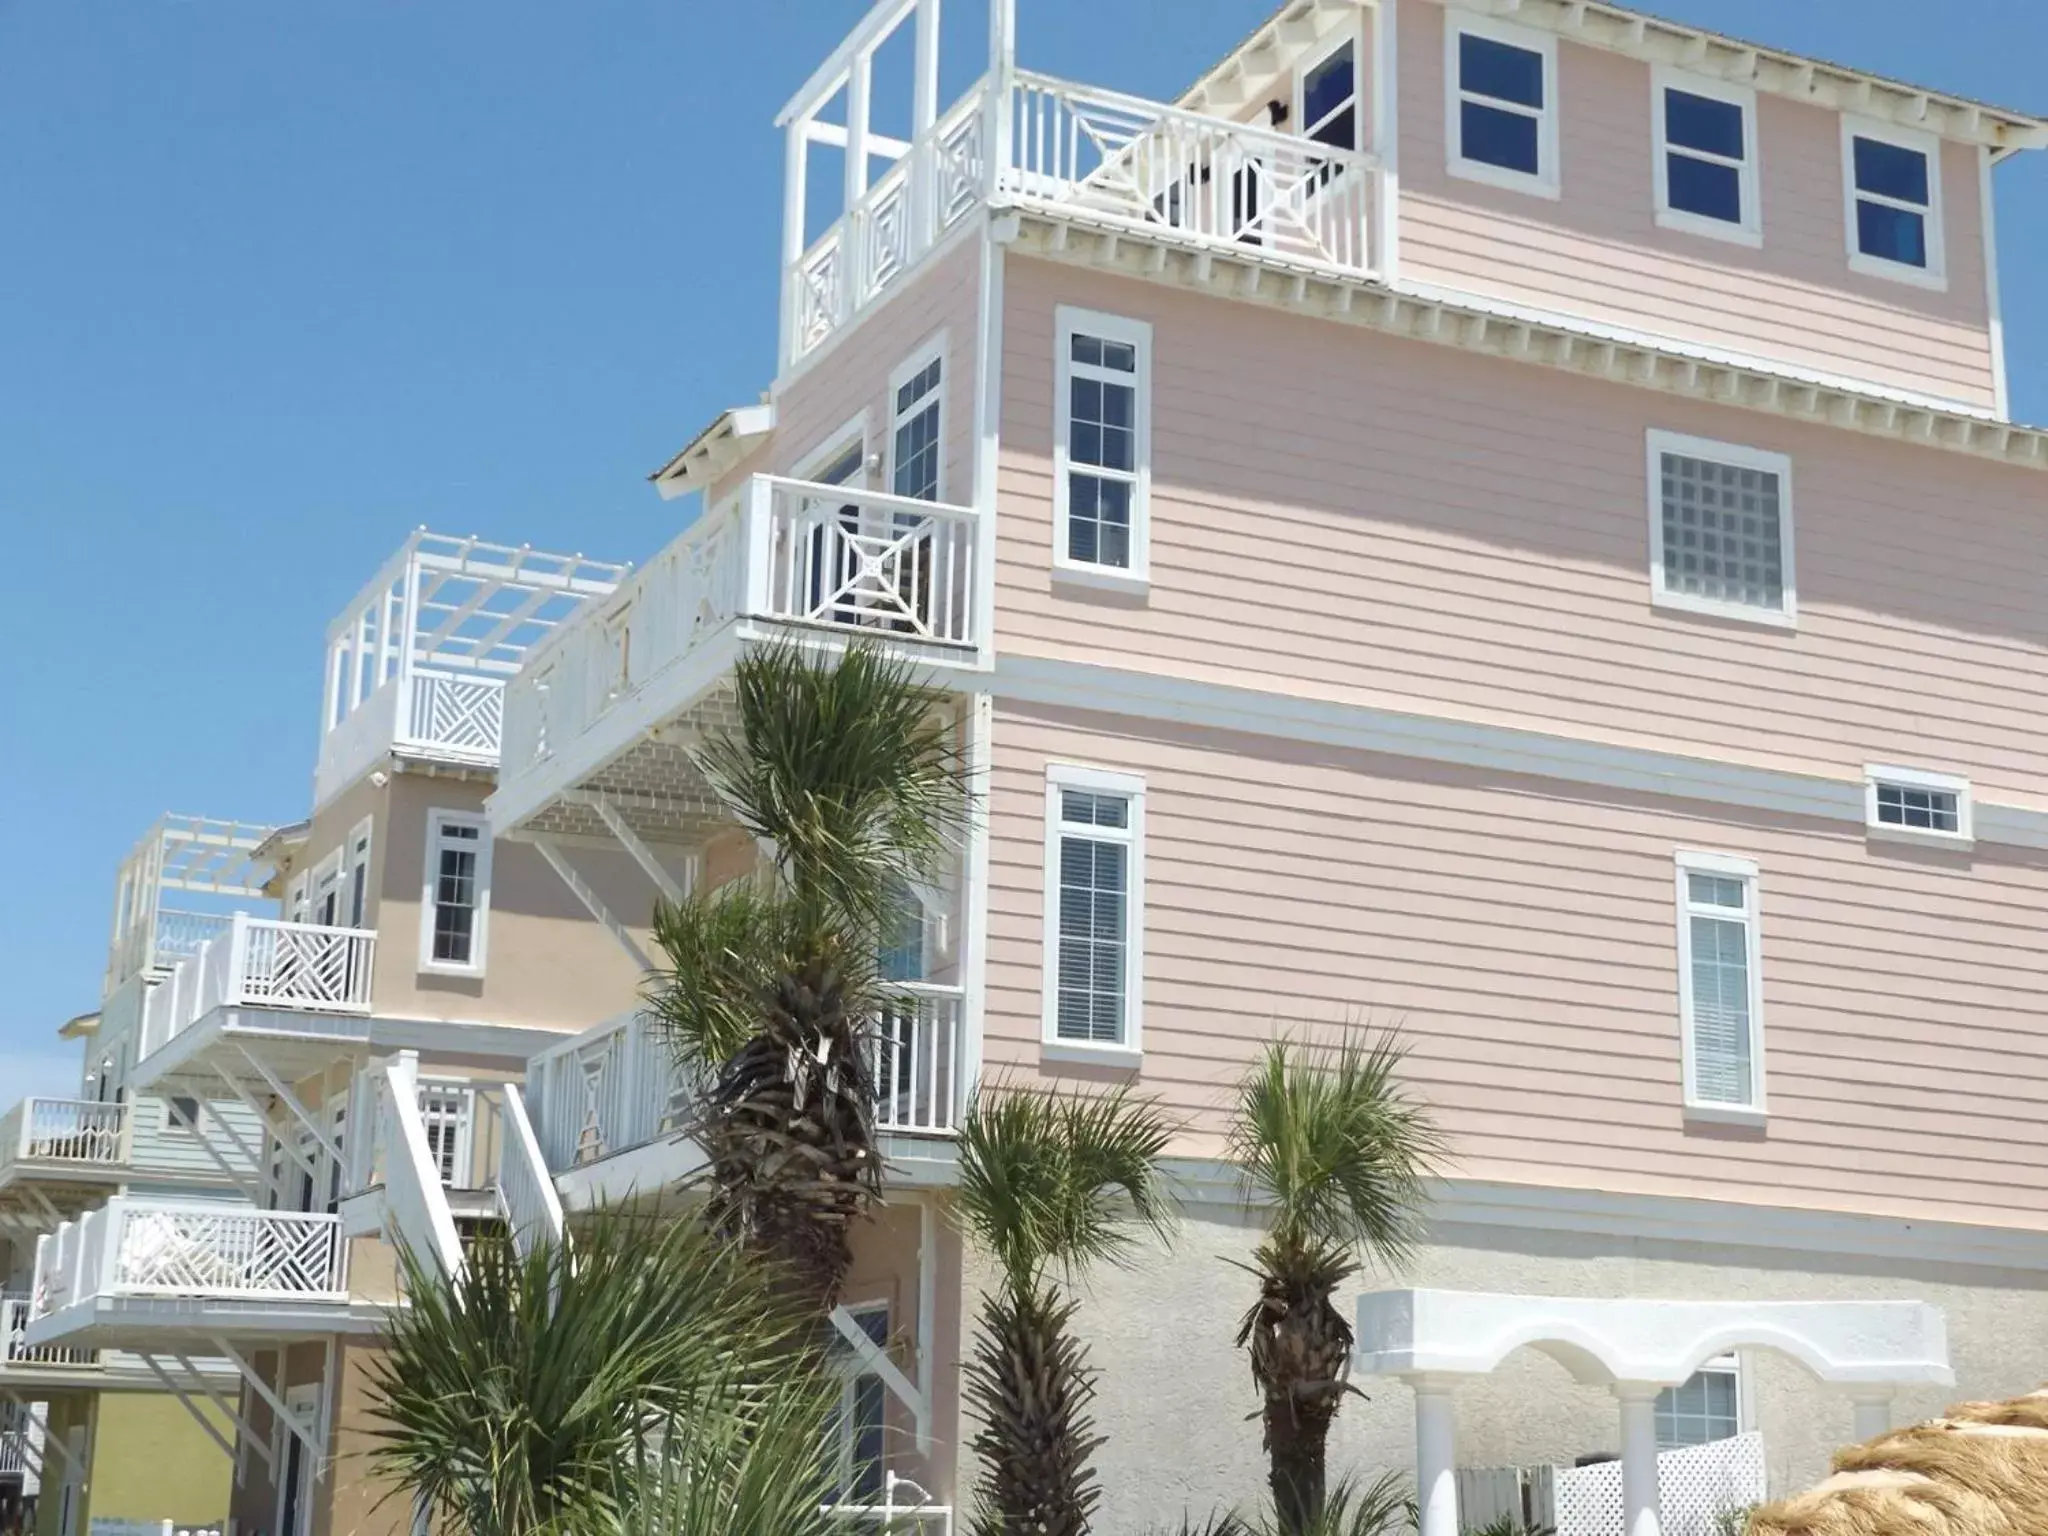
890, 344, 944, 503
1054, 308, 1151, 586
1647, 431, 1795, 626
421, 810, 491, 974
1657, 1355, 1744, 1448
1843, 119, 1944, 286
1447, 15, 1558, 197
1042, 765, 1146, 1058
1675, 852, 1764, 1119
1654, 72, 1759, 244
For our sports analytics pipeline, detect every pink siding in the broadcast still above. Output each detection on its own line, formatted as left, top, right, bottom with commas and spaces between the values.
987, 703, 2048, 1230
996, 256, 2048, 799
710, 237, 983, 509
1396, 0, 1998, 410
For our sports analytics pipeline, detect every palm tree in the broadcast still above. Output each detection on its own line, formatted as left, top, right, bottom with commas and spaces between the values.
362, 1213, 822, 1536
955, 1083, 1177, 1536
648, 639, 971, 1310
1229, 1034, 1447, 1535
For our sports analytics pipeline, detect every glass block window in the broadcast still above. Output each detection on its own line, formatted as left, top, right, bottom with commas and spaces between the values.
892, 354, 943, 502
1046, 770, 1144, 1050
1679, 860, 1760, 1108
1657, 1357, 1742, 1448
1056, 309, 1151, 577
1452, 24, 1554, 188
1850, 130, 1935, 273
1656, 445, 1789, 616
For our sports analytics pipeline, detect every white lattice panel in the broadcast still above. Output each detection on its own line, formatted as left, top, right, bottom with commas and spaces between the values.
113, 1206, 344, 1297
1554, 1433, 1765, 1536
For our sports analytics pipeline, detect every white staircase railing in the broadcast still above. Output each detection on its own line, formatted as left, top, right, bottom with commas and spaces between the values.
34, 1200, 347, 1311
375, 1055, 466, 1281
495, 1085, 565, 1258
1, 1098, 129, 1168
137, 914, 377, 1062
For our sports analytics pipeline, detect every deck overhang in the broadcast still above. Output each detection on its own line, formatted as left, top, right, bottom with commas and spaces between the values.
24, 1296, 388, 1354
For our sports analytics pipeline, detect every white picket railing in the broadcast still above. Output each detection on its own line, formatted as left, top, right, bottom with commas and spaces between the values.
2, 1295, 98, 1369
136, 913, 377, 1063
0, 1098, 129, 1168
786, 71, 1382, 366
34, 1199, 348, 1313
499, 475, 981, 781
525, 984, 967, 1178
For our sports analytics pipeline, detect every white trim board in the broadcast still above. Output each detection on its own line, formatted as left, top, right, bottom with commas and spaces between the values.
989, 654, 2048, 851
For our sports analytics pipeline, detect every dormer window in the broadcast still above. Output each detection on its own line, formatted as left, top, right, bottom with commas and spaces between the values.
1843, 119, 1945, 288
1447, 14, 1559, 198
1654, 72, 1760, 246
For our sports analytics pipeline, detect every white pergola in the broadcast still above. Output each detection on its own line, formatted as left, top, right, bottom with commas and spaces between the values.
1357, 1289, 1953, 1536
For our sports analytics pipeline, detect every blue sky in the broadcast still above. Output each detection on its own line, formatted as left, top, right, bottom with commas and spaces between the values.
1, 1, 2042, 1100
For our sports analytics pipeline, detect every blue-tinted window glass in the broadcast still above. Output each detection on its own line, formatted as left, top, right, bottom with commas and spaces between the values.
1461, 102, 1540, 175
1304, 43, 1356, 148
1667, 155, 1742, 224
1853, 137, 1929, 205
1460, 33, 1544, 107
1857, 201, 1927, 268
1666, 90, 1744, 159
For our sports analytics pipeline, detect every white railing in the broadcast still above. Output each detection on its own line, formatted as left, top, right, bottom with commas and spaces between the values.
153, 908, 232, 965
34, 1199, 348, 1313
1, 1098, 129, 1168
137, 913, 377, 1063
1465, 1433, 1767, 1536
496, 1084, 565, 1257
526, 984, 967, 1177
377, 1057, 466, 1280
786, 72, 1381, 366
2, 1295, 98, 1369
825, 1476, 953, 1535
499, 475, 981, 780
406, 671, 505, 762
0, 1404, 25, 1476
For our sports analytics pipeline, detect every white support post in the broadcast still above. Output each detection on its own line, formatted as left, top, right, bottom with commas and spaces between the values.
910, 0, 941, 246
1852, 1390, 1895, 1442
915, 1195, 937, 1455
576, 792, 685, 905
211, 1338, 326, 1465
843, 48, 874, 325
830, 1304, 928, 1448
1414, 1376, 1459, 1536
743, 475, 777, 619
138, 1356, 240, 1464
237, 1045, 345, 1169
780, 113, 811, 371
987, 0, 1016, 192
226, 911, 253, 1009
1616, 1385, 1664, 1536
531, 838, 656, 972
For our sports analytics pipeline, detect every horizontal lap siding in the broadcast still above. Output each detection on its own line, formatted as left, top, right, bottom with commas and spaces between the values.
996, 256, 2048, 797
1398, 0, 1997, 409
987, 705, 2048, 1228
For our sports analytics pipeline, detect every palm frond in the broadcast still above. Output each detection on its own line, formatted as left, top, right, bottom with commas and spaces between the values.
1278, 1474, 1415, 1536
363, 1214, 813, 1536
645, 883, 802, 1073
955, 1082, 1178, 1292
1229, 1032, 1446, 1269
693, 639, 972, 933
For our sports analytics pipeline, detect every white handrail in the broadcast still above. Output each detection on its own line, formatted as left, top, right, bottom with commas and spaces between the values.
134, 915, 379, 1066
495, 1084, 566, 1258
377, 1055, 466, 1280
1, 1098, 128, 1167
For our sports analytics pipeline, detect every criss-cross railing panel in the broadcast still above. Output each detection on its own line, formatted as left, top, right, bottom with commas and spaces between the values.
409, 672, 505, 758
110, 1205, 346, 1298
762, 479, 977, 647
238, 919, 376, 1013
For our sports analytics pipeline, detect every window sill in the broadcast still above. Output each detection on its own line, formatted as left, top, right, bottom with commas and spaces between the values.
1051, 563, 1150, 598
1848, 251, 1948, 292
1448, 157, 1560, 201
1867, 825, 1975, 854
1684, 1101, 1768, 1129
1651, 590, 1798, 631
1656, 208, 1764, 249
1041, 1041, 1143, 1071
418, 961, 486, 980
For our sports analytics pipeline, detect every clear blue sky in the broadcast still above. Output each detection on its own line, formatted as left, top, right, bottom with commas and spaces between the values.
2, 1, 2042, 1099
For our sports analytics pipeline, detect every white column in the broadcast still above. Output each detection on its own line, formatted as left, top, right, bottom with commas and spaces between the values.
1413, 1375, 1459, 1536
1616, 1386, 1663, 1536
1851, 1390, 1895, 1442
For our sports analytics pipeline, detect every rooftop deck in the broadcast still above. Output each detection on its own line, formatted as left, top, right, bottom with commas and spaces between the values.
0, 1099, 130, 1229
104, 815, 274, 1000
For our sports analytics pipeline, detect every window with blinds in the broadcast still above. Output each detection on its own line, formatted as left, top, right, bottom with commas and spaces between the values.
1677, 853, 1762, 1112
1648, 432, 1795, 625
1657, 1355, 1743, 1448
1043, 766, 1146, 1052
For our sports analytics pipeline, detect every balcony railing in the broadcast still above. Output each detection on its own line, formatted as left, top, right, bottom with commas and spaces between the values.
500, 475, 981, 780
137, 914, 377, 1063
525, 984, 967, 1178
787, 70, 1383, 366
0, 1098, 129, 1170
34, 1200, 348, 1316
2, 1295, 97, 1370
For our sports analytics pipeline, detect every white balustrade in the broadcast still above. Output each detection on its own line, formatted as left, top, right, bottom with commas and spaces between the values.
0, 1098, 128, 1169
495, 1083, 565, 1258
2, 1295, 97, 1368
33, 1199, 348, 1313
756, 478, 979, 647
134, 913, 378, 1067
871, 985, 966, 1136
407, 670, 505, 761
377, 1056, 466, 1280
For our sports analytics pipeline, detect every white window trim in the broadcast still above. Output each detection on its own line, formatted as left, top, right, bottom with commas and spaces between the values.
1841, 115, 1947, 291
1445, 11, 1561, 200
1041, 763, 1147, 1066
1674, 850, 1767, 1126
347, 817, 375, 931
1294, 24, 1365, 152
310, 850, 345, 928
887, 331, 950, 504
1658, 1351, 1751, 1448
286, 872, 310, 926
1645, 429, 1798, 629
419, 809, 492, 977
1651, 68, 1762, 248
1052, 306, 1154, 594
793, 410, 874, 486
1864, 764, 1974, 850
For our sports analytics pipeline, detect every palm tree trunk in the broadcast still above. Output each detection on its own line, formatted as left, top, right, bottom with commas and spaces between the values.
1265, 1400, 1332, 1535
963, 1282, 1103, 1536
1242, 1249, 1358, 1535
